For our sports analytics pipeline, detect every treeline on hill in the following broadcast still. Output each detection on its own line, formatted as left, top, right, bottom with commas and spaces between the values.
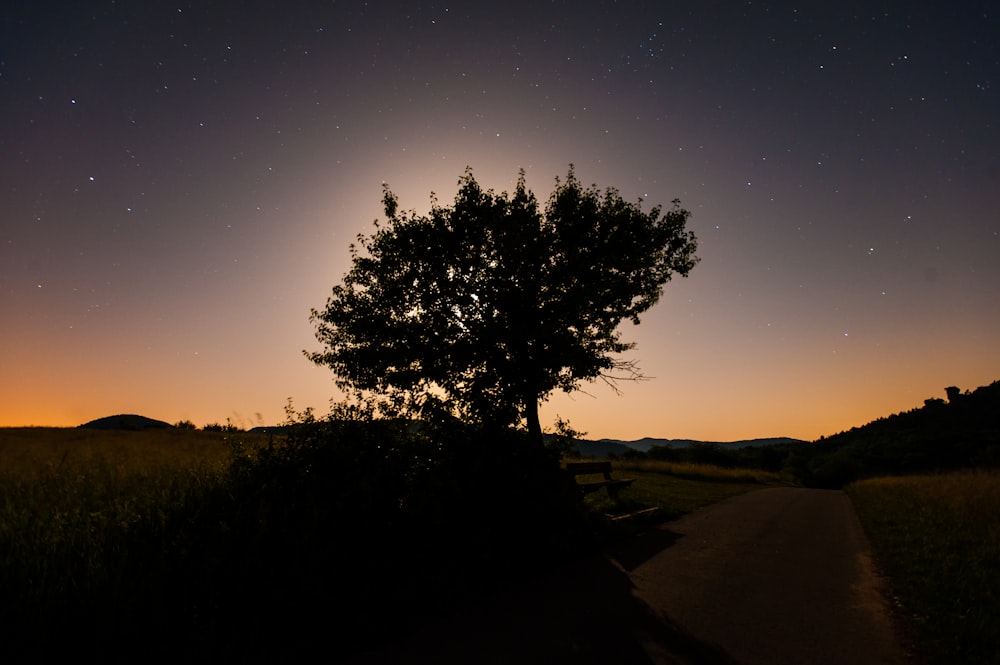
2, 419, 596, 662
611, 381, 1000, 489
789, 381, 1000, 488
613, 440, 793, 476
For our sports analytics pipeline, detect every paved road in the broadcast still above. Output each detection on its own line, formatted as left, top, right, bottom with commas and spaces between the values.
621, 487, 909, 665
348, 488, 911, 664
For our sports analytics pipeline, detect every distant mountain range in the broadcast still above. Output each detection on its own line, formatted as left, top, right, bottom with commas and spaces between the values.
574, 436, 808, 459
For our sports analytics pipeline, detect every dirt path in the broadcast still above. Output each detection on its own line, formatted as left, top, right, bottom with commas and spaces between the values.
348, 488, 911, 664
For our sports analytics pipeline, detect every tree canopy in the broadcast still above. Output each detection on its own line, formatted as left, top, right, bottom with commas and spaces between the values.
307, 167, 699, 445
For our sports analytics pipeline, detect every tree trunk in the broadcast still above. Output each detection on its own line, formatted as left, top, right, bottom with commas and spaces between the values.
525, 397, 543, 448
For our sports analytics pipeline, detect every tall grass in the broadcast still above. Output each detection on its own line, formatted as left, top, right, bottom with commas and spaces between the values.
847, 471, 1000, 665
0, 429, 258, 660
0, 427, 253, 476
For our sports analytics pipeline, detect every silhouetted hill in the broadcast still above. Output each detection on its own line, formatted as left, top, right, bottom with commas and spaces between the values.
573, 439, 631, 458
790, 380, 1000, 487
79, 414, 174, 430
575, 436, 806, 458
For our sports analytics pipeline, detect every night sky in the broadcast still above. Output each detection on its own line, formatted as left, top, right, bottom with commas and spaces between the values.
2, 1, 998, 440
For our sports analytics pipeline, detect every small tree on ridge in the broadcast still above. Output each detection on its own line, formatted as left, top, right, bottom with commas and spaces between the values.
307, 167, 699, 446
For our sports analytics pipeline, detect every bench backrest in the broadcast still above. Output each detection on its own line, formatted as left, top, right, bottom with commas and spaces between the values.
565, 461, 614, 477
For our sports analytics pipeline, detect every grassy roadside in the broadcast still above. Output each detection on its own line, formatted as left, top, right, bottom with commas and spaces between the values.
847, 471, 1000, 665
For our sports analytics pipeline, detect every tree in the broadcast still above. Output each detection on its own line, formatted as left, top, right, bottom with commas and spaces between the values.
307, 167, 699, 446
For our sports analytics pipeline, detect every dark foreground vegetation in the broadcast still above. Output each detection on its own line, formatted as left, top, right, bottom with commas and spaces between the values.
0, 420, 610, 662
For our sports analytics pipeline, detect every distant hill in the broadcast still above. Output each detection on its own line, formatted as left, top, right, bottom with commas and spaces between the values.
574, 436, 807, 459
79, 414, 174, 430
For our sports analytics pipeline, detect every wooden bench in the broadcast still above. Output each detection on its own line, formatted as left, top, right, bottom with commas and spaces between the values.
566, 461, 635, 501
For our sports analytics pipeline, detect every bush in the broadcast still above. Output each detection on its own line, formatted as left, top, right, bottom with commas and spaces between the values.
206, 418, 591, 655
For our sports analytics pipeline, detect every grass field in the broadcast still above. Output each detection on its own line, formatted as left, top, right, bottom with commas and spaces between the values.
573, 458, 789, 520
0, 427, 277, 659
847, 471, 1000, 665
0, 426, 268, 476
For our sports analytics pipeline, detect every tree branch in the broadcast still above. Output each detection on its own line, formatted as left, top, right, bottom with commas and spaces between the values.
597, 358, 651, 395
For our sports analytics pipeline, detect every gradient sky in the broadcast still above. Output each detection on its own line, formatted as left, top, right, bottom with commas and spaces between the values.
2, 1, 998, 441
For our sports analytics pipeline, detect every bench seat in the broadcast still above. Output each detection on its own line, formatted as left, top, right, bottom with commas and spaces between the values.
566, 461, 635, 501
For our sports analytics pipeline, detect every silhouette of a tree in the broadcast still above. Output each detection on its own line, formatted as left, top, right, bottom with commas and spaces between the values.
307, 167, 699, 446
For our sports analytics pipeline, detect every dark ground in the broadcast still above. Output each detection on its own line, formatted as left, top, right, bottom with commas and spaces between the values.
347, 487, 912, 664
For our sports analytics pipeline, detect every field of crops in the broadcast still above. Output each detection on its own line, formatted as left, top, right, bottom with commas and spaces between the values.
0, 426, 266, 475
